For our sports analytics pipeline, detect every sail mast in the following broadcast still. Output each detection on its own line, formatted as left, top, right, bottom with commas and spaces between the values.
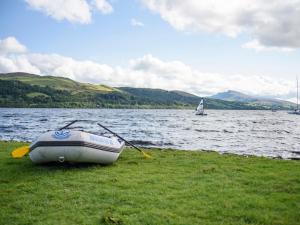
297, 77, 299, 110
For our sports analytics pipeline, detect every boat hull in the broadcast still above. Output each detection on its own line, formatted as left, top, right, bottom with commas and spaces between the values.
288, 111, 300, 115
29, 130, 125, 164
195, 112, 207, 116
29, 146, 121, 164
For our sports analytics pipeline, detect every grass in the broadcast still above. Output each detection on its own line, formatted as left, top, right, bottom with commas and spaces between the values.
0, 74, 116, 93
26, 92, 50, 98
1, 141, 300, 225
81, 84, 118, 93
0, 75, 79, 90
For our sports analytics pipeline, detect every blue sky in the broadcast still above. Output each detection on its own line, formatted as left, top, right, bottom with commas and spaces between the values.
0, 0, 299, 100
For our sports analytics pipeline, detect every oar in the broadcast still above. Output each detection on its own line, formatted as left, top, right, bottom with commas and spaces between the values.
97, 123, 152, 158
59, 120, 79, 130
11, 145, 30, 158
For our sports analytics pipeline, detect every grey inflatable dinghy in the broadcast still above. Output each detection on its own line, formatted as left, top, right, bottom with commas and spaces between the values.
29, 121, 125, 164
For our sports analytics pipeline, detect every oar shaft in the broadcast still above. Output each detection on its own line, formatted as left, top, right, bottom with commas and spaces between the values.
60, 121, 145, 153
97, 123, 143, 152
59, 120, 78, 130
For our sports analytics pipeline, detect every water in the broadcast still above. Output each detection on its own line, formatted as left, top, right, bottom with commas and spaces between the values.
1, 108, 300, 159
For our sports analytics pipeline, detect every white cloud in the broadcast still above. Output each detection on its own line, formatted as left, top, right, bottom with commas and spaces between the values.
127, 54, 294, 98
141, 0, 300, 50
27, 53, 115, 83
0, 55, 41, 74
131, 18, 144, 27
242, 39, 294, 52
0, 37, 295, 101
0, 37, 27, 55
93, 0, 113, 14
25, 0, 113, 24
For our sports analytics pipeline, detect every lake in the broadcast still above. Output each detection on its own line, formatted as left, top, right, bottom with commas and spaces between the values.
1, 108, 299, 159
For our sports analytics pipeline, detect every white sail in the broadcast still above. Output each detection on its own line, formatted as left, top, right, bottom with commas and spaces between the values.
196, 99, 204, 114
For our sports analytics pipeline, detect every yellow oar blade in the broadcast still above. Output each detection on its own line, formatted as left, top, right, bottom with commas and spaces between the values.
141, 150, 152, 159
11, 146, 30, 158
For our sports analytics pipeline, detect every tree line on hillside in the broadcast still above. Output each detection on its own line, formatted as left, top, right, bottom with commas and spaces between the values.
0, 80, 200, 108
0, 79, 278, 109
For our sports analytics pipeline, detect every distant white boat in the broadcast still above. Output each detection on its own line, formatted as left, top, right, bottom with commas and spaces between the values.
195, 98, 207, 116
288, 77, 300, 115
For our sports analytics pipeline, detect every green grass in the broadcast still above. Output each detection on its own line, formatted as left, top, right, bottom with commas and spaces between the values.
80, 84, 118, 92
0, 74, 116, 92
1, 141, 300, 225
0, 75, 78, 90
26, 92, 50, 98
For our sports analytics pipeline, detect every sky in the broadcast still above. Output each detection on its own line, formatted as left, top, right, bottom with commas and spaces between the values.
0, 0, 299, 101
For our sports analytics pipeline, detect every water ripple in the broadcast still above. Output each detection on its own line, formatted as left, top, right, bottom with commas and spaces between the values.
0, 108, 299, 159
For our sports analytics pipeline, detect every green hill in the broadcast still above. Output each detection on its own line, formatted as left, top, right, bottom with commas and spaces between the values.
118, 87, 263, 109
0, 72, 293, 109
0, 72, 117, 93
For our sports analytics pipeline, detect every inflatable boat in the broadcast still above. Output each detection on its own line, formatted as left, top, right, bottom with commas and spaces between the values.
29, 129, 125, 164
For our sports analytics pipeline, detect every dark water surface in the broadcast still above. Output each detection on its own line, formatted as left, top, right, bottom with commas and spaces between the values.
1, 108, 299, 159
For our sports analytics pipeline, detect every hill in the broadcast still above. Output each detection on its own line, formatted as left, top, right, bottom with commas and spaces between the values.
0, 72, 117, 93
0, 72, 227, 109
0, 72, 294, 109
211, 90, 256, 102
118, 87, 265, 109
210, 90, 295, 109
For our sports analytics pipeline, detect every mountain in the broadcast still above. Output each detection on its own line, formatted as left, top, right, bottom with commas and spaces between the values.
210, 90, 295, 109
0, 72, 294, 109
211, 90, 257, 102
118, 87, 262, 109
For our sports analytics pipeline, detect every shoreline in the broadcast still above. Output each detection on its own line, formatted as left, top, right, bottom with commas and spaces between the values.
0, 107, 293, 110
1, 140, 299, 161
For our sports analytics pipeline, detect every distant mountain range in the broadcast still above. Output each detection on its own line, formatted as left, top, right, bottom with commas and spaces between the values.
0, 72, 295, 109
211, 90, 257, 102
210, 90, 295, 109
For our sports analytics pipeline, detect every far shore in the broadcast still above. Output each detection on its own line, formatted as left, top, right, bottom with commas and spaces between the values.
0, 107, 294, 110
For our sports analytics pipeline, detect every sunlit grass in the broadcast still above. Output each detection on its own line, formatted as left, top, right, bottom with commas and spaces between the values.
26, 92, 50, 98
1, 141, 299, 225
